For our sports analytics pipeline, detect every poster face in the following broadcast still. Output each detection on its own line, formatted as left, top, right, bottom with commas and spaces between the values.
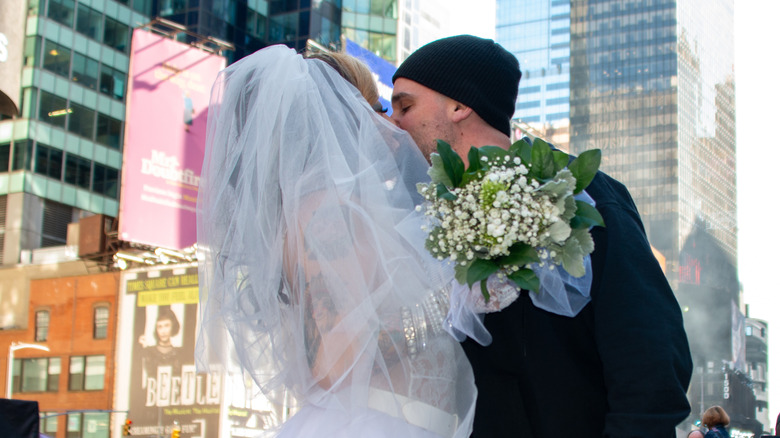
124, 267, 221, 437
119, 29, 226, 250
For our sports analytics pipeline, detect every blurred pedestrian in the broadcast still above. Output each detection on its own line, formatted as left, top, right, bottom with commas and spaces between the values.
702, 406, 730, 438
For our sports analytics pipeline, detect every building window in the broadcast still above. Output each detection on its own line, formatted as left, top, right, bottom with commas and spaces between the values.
269, 12, 298, 42
47, 0, 75, 27
96, 114, 122, 149
35, 309, 50, 342
67, 412, 109, 438
67, 103, 96, 139
40, 412, 59, 435
42, 40, 71, 78
103, 17, 129, 53
99, 65, 126, 101
93, 306, 109, 339
69, 355, 106, 391
92, 163, 119, 199
12, 140, 33, 171
75, 4, 103, 41
34, 143, 63, 180
64, 154, 91, 189
12, 357, 61, 393
38, 90, 68, 129
0, 142, 10, 172
72, 53, 99, 91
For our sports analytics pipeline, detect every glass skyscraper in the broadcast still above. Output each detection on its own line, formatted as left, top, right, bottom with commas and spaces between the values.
0, 0, 404, 267
0, 0, 145, 265
496, 0, 572, 148
497, 0, 737, 281
498, 0, 746, 431
568, 0, 736, 281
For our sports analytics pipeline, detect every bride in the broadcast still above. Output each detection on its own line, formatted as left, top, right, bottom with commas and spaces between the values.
196, 45, 476, 437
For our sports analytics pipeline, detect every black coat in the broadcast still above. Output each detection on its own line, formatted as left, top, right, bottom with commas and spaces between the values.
462, 171, 693, 437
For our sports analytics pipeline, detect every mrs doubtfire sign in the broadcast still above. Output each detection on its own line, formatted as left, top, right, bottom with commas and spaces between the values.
119, 28, 225, 250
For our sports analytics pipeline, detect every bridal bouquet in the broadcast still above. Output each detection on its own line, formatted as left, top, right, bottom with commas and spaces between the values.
417, 137, 604, 302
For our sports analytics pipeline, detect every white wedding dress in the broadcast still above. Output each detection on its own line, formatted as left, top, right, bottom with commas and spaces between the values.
196, 45, 476, 438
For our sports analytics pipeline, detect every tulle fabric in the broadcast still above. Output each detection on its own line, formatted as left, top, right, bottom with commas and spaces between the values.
196, 45, 475, 437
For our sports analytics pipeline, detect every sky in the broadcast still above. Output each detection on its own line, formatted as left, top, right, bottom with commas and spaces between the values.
447, 0, 780, 422
735, 0, 780, 420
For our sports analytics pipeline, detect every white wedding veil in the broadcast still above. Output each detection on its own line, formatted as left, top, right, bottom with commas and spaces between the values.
196, 45, 475, 437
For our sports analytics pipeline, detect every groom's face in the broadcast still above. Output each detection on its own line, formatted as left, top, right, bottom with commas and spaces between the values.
391, 78, 457, 162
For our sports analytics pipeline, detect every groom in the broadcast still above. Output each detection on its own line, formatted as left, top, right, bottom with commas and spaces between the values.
391, 35, 693, 437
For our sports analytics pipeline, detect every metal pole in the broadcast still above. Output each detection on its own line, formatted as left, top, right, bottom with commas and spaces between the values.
6, 345, 14, 399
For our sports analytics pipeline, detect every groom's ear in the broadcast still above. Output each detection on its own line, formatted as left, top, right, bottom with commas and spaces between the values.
450, 101, 473, 123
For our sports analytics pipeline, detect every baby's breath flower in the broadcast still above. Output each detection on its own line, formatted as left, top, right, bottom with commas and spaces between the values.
416, 147, 590, 289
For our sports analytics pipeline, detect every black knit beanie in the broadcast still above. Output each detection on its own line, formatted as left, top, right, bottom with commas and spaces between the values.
392, 35, 521, 136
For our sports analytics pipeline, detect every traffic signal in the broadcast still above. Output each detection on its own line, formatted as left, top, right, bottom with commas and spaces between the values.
122, 419, 132, 436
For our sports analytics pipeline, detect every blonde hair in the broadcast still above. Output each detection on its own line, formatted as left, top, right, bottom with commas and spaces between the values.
702, 405, 730, 428
304, 50, 379, 107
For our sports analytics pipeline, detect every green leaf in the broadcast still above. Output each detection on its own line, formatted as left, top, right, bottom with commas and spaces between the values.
508, 268, 540, 293
569, 149, 601, 194
546, 220, 572, 243
509, 138, 533, 163
428, 153, 453, 187
537, 170, 575, 199
552, 150, 570, 173
531, 138, 555, 180
558, 231, 589, 277
571, 227, 595, 255
478, 145, 511, 162
497, 243, 540, 267
461, 171, 484, 187
437, 140, 465, 187
480, 279, 490, 302
454, 261, 470, 285
436, 183, 457, 201
466, 147, 482, 173
466, 258, 500, 288
570, 200, 605, 229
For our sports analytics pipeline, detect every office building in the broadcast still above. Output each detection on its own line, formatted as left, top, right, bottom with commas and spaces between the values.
496, 0, 572, 149
746, 318, 771, 433
497, 0, 737, 280
0, 0, 148, 271
568, 0, 736, 281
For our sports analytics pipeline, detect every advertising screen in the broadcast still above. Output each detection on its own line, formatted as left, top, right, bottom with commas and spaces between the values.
119, 29, 225, 250
121, 267, 221, 438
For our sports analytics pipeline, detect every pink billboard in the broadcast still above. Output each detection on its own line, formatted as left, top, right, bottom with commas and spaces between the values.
119, 29, 226, 250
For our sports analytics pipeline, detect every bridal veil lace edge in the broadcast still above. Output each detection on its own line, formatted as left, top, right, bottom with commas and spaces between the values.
195, 45, 475, 437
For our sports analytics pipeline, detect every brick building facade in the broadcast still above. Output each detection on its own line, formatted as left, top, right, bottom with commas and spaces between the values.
1, 269, 119, 437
